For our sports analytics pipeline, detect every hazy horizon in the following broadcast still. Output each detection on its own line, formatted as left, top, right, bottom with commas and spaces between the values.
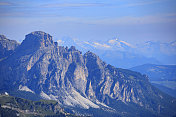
0, 0, 176, 44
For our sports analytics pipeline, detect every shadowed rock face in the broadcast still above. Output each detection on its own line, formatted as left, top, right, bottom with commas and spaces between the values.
23, 31, 54, 48
16, 31, 54, 55
0, 35, 19, 59
0, 31, 176, 117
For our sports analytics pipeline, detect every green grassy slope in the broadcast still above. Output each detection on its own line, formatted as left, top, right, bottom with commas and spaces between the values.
0, 95, 77, 117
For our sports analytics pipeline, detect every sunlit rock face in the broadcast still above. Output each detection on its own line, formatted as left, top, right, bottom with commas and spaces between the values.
0, 31, 176, 117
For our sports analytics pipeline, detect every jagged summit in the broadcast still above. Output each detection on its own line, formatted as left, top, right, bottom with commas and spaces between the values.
24, 31, 54, 47
30, 31, 48, 35
16, 31, 55, 54
0, 32, 176, 117
0, 35, 19, 59
27, 31, 52, 41
0, 35, 7, 40
84, 51, 97, 58
68, 46, 77, 51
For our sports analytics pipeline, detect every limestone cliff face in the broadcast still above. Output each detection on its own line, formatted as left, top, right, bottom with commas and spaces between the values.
0, 35, 19, 59
0, 31, 176, 116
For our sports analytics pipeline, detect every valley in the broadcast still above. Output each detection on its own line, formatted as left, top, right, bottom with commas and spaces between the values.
0, 31, 176, 117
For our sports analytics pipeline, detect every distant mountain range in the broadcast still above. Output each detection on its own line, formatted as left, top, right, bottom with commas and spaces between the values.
152, 83, 176, 98
57, 37, 176, 68
130, 64, 176, 98
0, 32, 176, 117
130, 64, 176, 81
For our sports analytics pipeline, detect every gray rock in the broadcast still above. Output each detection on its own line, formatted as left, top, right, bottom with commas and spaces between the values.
0, 35, 19, 59
0, 31, 176, 117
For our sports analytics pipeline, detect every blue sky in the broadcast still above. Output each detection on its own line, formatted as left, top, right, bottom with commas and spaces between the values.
0, 0, 176, 43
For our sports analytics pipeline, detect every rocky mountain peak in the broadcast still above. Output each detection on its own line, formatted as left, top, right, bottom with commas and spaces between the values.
25, 31, 54, 47
28, 31, 52, 40
16, 31, 55, 54
0, 35, 19, 59
0, 35, 7, 40
68, 46, 77, 52
0, 32, 176, 117
84, 51, 105, 67
84, 51, 98, 58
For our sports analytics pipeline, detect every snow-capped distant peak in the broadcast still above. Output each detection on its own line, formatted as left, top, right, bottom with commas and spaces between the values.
108, 38, 135, 48
84, 41, 97, 47
108, 39, 119, 44
93, 42, 111, 48
120, 40, 136, 48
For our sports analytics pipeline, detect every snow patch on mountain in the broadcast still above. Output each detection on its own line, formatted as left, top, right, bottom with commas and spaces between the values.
108, 38, 135, 48
93, 42, 111, 48
108, 39, 117, 45
120, 40, 136, 48
56, 36, 176, 66
84, 41, 96, 48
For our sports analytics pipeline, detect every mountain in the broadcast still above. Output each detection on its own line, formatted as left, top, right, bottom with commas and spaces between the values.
94, 50, 159, 69
130, 64, 176, 81
151, 83, 176, 98
0, 31, 176, 117
137, 41, 176, 57
137, 41, 176, 65
0, 35, 19, 60
57, 37, 160, 68
57, 37, 176, 68
0, 94, 76, 117
130, 64, 176, 98
57, 37, 136, 52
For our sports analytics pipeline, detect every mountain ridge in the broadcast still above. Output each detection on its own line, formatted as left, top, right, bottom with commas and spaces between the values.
130, 64, 176, 98
0, 31, 176, 117
130, 64, 176, 81
0, 35, 19, 60
57, 37, 176, 68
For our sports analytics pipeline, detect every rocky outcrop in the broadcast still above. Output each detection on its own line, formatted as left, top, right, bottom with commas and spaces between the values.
0, 35, 19, 59
0, 31, 176, 117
